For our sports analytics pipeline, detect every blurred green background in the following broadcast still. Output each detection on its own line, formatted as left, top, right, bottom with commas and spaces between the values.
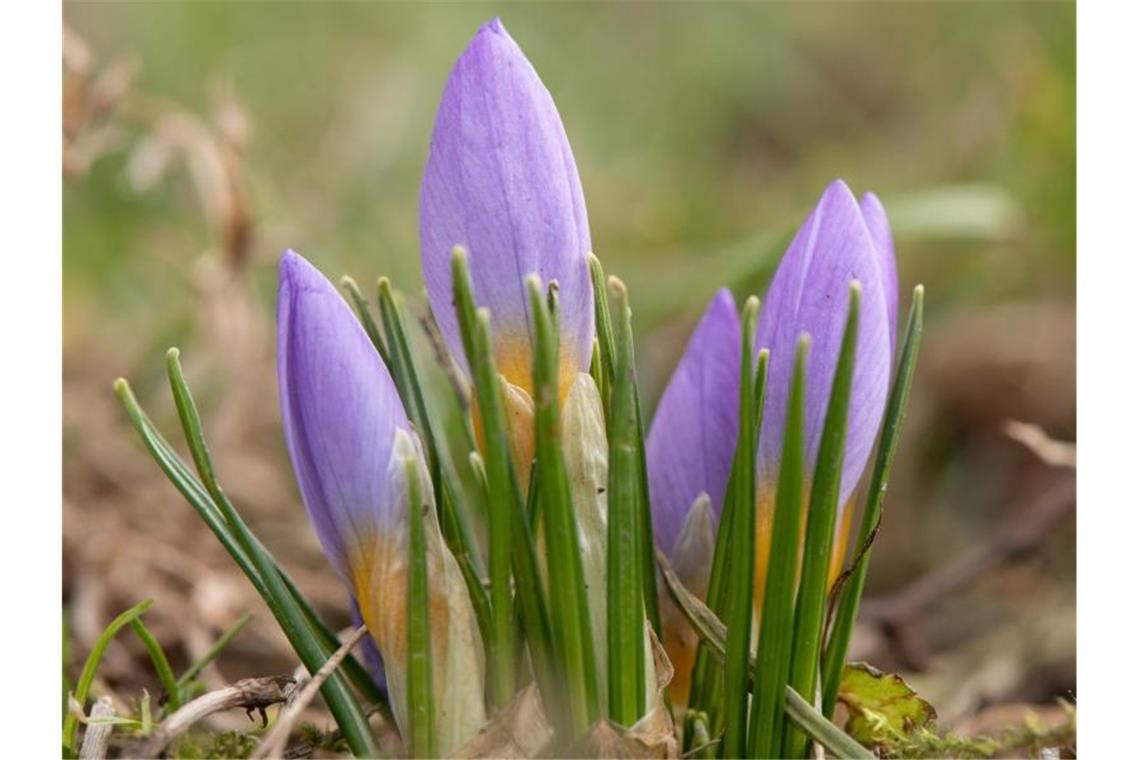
64, 2, 1074, 339
64, 1, 1075, 730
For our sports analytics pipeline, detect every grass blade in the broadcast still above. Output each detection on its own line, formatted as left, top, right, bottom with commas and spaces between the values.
176, 612, 252, 689
587, 253, 617, 413
450, 249, 529, 707
656, 551, 873, 760
129, 618, 182, 711
114, 378, 388, 716
783, 283, 861, 759
164, 351, 379, 757
633, 387, 662, 638
721, 296, 759, 758
821, 285, 925, 717
605, 279, 646, 725
340, 275, 390, 366
529, 276, 599, 734
377, 278, 489, 588
748, 337, 809, 757
62, 599, 152, 752
405, 454, 435, 758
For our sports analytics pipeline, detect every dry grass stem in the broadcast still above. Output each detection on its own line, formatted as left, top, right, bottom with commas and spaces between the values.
136, 675, 295, 758
251, 625, 369, 759
78, 697, 116, 760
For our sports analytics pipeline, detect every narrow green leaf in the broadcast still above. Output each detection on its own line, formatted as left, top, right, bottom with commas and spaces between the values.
784, 683, 872, 760
529, 276, 599, 734
821, 286, 925, 718
753, 349, 770, 448
163, 351, 379, 757
632, 389, 662, 639
115, 378, 263, 586
587, 253, 617, 413
721, 296, 759, 758
129, 618, 182, 711
656, 551, 874, 760
605, 279, 646, 726
783, 283, 861, 759
176, 612, 252, 689
749, 337, 809, 758
378, 279, 488, 581
450, 249, 520, 708
340, 275, 390, 366
405, 454, 435, 758
274, 556, 392, 718
63, 600, 152, 752
594, 263, 659, 638
115, 379, 376, 702
377, 276, 493, 682
589, 337, 606, 410
687, 344, 769, 741
115, 376, 388, 715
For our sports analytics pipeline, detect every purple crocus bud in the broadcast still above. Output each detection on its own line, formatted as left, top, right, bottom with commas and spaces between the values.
646, 289, 742, 557
419, 18, 594, 398
754, 180, 898, 585
858, 191, 899, 355
645, 289, 741, 703
278, 250, 412, 584
277, 251, 485, 751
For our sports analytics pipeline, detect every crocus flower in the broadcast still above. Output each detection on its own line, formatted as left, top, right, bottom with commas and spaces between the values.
419, 18, 594, 443
277, 250, 485, 753
753, 179, 898, 603
645, 289, 742, 701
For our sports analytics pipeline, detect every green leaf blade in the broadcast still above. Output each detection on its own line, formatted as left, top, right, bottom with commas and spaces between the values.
63, 599, 153, 752
605, 281, 646, 726
749, 336, 809, 759
783, 283, 861, 759
721, 296, 759, 758
162, 353, 379, 757
449, 249, 524, 708
405, 454, 435, 758
528, 276, 599, 735
821, 285, 925, 718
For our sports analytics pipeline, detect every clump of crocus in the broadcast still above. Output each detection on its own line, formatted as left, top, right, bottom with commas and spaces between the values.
112, 17, 926, 760
646, 179, 899, 712
277, 251, 486, 754
419, 18, 617, 711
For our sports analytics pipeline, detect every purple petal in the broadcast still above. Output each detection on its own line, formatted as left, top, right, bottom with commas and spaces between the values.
277, 250, 410, 581
419, 18, 594, 389
647, 289, 741, 555
349, 595, 388, 696
755, 180, 894, 506
859, 192, 899, 354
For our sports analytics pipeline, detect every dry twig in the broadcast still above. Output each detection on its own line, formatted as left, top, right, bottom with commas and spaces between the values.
1003, 420, 1076, 469
252, 625, 369, 759
136, 675, 295, 758
78, 696, 116, 760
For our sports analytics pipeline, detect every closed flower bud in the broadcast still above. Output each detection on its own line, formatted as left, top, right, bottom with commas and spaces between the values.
277, 251, 485, 752
420, 18, 594, 417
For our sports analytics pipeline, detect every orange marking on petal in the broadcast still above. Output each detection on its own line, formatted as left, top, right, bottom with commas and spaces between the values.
348, 533, 453, 707
753, 484, 858, 619
471, 336, 581, 482
828, 503, 855, 589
